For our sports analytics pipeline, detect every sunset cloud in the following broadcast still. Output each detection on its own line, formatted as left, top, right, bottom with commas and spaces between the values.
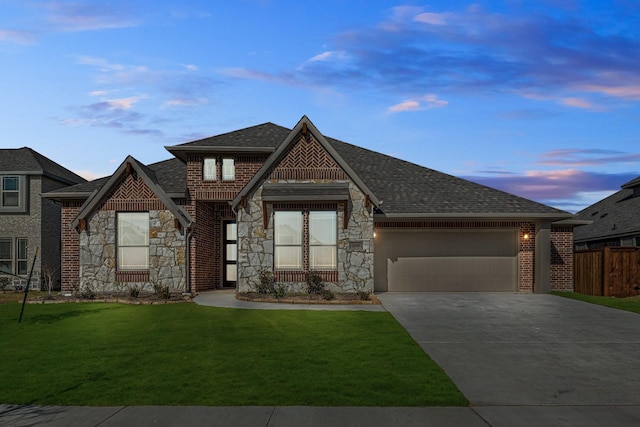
387, 94, 448, 113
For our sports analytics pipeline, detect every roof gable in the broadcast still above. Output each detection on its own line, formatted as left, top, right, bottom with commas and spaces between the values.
232, 116, 380, 207
0, 147, 86, 185
72, 156, 192, 229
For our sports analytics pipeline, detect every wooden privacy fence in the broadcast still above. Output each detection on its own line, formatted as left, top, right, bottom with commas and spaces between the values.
574, 247, 640, 297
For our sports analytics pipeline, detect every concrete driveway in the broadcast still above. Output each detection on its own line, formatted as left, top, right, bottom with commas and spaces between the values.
378, 293, 640, 408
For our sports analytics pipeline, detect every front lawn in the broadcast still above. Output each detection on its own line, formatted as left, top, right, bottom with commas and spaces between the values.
551, 291, 640, 314
0, 303, 467, 407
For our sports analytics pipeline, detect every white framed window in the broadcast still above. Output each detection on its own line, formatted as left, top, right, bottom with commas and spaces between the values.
222, 158, 235, 181
1, 176, 26, 212
274, 211, 303, 270
17, 238, 27, 275
0, 238, 12, 274
203, 158, 216, 181
309, 211, 337, 270
0, 238, 27, 275
117, 212, 149, 270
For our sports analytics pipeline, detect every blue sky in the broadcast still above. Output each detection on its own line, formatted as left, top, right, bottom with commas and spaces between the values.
1, 0, 638, 213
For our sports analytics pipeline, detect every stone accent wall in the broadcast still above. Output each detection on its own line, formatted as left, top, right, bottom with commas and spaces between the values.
78, 210, 186, 293
551, 225, 574, 291
237, 180, 374, 293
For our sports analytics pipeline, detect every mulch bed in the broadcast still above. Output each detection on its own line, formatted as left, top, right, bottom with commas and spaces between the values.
237, 292, 381, 305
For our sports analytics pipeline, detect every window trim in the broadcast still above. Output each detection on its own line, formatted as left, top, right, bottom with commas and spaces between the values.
117, 212, 150, 271
274, 211, 303, 270
222, 158, 235, 181
203, 158, 217, 181
0, 237, 12, 275
308, 211, 337, 270
16, 238, 27, 275
273, 210, 338, 272
0, 175, 27, 213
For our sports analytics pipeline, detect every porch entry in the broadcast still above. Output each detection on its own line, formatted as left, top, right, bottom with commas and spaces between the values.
223, 221, 237, 288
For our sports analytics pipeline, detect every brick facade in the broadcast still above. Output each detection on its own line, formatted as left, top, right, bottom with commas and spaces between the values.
551, 225, 574, 291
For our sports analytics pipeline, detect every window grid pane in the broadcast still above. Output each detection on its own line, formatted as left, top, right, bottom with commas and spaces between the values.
0, 238, 12, 274
203, 158, 216, 181
17, 238, 27, 275
117, 213, 149, 270
222, 158, 235, 181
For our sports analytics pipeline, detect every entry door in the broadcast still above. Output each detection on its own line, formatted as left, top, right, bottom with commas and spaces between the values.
223, 221, 237, 288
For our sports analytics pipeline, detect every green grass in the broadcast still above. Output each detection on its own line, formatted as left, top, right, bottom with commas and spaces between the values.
0, 303, 467, 407
552, 291, 640, 314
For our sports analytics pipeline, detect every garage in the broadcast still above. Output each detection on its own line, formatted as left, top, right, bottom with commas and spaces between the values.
374, 229, 518, 292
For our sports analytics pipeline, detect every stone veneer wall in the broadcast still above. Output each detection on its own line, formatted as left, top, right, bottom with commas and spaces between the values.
79, 210, 186, 292
237, 180, 374, 293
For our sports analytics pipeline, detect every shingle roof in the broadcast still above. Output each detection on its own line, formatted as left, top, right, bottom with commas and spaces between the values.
328, 137, 567, 216
0, 147, 86, 185
45, 158, 185, 198
573, 181, 640, 243
176, 123, 290, 148
44, 119, 571, 219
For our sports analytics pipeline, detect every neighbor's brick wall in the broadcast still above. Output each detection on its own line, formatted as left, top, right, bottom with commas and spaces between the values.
551, 225, 574, 291
61, 201, 82, 292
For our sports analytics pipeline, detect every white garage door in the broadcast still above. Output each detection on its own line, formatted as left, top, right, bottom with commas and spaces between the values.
374, 229, 518, 292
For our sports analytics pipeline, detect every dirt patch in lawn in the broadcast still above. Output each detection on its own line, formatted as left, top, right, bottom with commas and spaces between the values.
0, 291, 192, 305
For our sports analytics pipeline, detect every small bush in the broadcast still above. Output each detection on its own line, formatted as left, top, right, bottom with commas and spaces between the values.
0, 276, 10, 291
357, 290, 370, 301
128, 285, 141, 298
274, 283, 288, 298
153, 283, 171, 299
76, 283, 96, 300
305, 272, 325, 295
256, 270, 276, 294
321, 289, 335, 301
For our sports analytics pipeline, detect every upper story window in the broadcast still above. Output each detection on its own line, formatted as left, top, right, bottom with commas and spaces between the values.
117, 212, 149, 270
222, 158, 235, 181
0, 176, 27, 213
203, 158, 216, 181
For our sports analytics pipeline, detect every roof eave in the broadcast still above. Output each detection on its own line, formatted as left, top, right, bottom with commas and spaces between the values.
165, 145, 275, 161
374, 212, 575, 220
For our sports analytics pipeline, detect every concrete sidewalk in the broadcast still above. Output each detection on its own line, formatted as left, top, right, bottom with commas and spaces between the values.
3, 404, 640, 426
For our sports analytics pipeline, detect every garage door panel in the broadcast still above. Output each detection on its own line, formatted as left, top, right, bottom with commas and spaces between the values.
387, 257, 517, 292
374, 229, 518, 292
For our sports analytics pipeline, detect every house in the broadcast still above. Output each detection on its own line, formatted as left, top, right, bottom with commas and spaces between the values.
0, 147, 86, 289
574, 176, 640, 250
45, 116, 577, 295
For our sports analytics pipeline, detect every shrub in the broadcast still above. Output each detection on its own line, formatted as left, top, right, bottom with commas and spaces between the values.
274, 283, 288, 298
357, 290, 370, 301
321, 289, 335, 301
128, 285, 141, 298
0, 276, 10, 291
256, 270, 276, 295
153, 283, 171, 299
76, 283, 96, 300
305, 272, 325, 295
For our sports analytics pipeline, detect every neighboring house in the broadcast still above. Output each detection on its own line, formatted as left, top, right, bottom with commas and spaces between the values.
0, 147, 86, 289
574, 176, 640, 250
45, 116, 577, 295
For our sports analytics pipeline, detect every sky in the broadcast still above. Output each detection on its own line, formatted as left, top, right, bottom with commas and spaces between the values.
1, 0, 639, 213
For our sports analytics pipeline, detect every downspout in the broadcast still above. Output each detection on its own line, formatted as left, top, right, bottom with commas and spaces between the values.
184, 225, 194, 296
